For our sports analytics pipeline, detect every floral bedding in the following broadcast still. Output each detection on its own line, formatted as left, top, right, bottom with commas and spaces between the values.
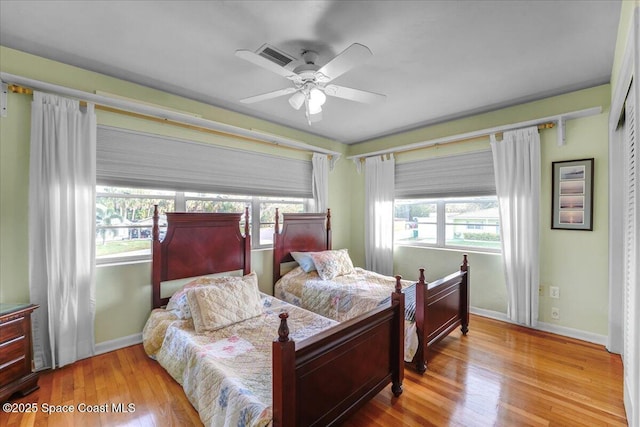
274, 266, 419, 362
275, 266, 413, 321
142, 294, 337, 427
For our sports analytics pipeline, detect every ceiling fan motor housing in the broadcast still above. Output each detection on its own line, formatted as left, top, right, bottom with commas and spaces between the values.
293, 63, 321, 79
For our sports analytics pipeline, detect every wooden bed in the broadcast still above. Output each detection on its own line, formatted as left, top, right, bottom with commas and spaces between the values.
148, 206, 405, 427
272, 209, 469, 373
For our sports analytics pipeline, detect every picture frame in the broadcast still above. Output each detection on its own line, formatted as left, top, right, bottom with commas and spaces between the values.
551, 158, 594, 230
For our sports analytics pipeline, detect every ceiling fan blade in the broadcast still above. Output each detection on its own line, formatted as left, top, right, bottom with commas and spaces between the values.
235, 49, 298, 80
315, 43, 372, 82
324, 84, 386, 104
240, 87, 297, 104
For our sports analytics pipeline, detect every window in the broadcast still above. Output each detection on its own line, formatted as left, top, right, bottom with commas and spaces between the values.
95, 126, 314, 264
96, 186, 174, 262
96, 186, 307, 264
394, 200, 437, 245
394, 197, 501, 252
184, 192, 307, 246
257, 200, 305, 246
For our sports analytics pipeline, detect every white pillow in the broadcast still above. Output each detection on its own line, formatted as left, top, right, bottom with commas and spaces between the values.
310, 249, 356, 280
186, 273, 263, 333
166, 273, 255, 319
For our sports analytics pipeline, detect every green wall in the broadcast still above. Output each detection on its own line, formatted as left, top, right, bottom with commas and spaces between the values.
0, 44, 612, 345
348, 85, 611, 336
0, 71, 30, 304
0, 46, 349, 345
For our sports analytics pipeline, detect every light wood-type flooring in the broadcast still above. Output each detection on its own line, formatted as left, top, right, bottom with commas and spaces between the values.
1, 315, 627, 426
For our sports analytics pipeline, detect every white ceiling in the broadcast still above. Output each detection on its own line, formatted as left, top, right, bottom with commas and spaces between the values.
0, 0, 621, 144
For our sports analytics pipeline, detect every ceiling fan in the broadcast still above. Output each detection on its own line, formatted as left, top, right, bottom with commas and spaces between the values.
235, 43, 386, 125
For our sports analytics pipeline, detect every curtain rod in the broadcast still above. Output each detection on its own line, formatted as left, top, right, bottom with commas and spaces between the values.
0, 72, 342, 166
347, 106, 602, 164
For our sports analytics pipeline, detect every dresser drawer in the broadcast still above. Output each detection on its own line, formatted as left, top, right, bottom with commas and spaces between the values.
0, 317, 25, 345
0, 336, 26, 366
0, 304, 39, 402
0, 356, 29, 388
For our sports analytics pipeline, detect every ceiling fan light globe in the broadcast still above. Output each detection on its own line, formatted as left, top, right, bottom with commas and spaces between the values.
309, 88, 327, 106
288, 92, 305, 110
308, 103, 322, 115
309, 111, 323, 123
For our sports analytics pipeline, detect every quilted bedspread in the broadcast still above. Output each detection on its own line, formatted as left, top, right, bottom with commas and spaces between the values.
275, 266, 414, 322
142, 295, 337, 427
275, 267, 419, 362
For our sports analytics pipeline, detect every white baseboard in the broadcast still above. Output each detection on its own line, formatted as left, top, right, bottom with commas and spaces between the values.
534, 321, 607, 346
94, 333, 142, 356
469, 307, 509, 322
90, 309, 607, 357
469, 307, 607, 346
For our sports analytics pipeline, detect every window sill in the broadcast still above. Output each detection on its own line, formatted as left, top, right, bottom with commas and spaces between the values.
394, 243, 501, 256
96, 257, 151, 268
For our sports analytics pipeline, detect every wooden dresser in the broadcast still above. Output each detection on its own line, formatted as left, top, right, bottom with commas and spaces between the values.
0, 303, 39, 402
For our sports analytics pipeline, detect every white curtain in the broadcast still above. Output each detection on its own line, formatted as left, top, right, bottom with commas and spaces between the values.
29, 92, 97, 369
490, 127, 540, 326
364, 154, 395, 275
312, 153, 329, 212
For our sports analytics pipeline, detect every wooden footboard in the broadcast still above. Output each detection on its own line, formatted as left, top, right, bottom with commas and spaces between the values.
273, 288, 405, 427
413, 254, 469, 373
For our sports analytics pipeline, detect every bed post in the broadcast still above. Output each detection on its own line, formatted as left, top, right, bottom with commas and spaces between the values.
273, 208, 281, 291
272, 312, 296, 427
326, 208, 332, 250
244, 206, 251, 275
392, 277, 405, 396
414, 268, 427, 374
152, 205, 162, 309
460, 254, 470, 335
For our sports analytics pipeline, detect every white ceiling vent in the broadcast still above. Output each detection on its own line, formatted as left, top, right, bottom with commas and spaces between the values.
256, 44, 296, 68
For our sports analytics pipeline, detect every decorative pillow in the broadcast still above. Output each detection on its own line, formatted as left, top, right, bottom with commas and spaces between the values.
291, 251, 317, 273
310, 249, 356, 280
166, 273, 256, 319
186, 273, 263, 333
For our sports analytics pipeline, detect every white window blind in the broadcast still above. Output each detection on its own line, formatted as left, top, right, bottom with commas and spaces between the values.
96, 126, 313, 198
395, 150, 495, 199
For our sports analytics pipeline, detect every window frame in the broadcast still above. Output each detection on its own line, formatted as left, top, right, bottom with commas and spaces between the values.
394, 196, 501, 253
96, 187, 308, 265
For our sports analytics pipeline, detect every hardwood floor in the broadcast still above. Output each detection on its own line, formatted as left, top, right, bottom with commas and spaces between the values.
1, 315, 627, 426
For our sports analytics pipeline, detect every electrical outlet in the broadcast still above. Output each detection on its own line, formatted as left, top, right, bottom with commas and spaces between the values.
550, 286, 560, 299
551, 307, 560, 319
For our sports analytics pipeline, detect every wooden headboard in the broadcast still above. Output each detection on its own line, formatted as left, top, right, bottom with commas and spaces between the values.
272, 208, 331, 287
151, 205, 251, 308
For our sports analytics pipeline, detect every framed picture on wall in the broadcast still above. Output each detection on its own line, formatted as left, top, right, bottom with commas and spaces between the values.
551, 158, 594, 230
